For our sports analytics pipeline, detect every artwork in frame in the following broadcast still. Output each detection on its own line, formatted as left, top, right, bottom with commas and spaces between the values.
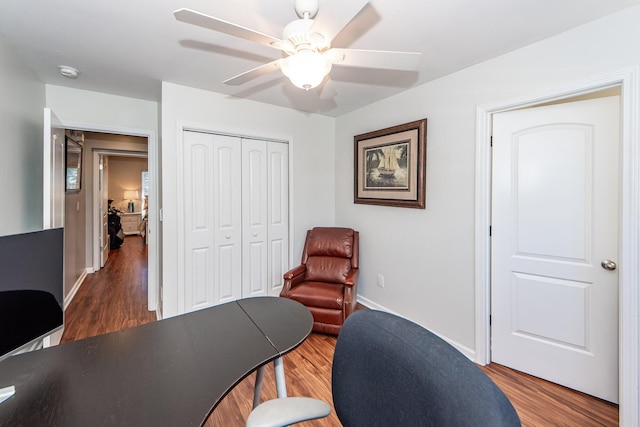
354, 118, 427, 209
65, 137, 83, 192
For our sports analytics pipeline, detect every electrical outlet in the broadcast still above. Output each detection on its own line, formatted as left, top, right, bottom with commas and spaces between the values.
377, 274, 385, 288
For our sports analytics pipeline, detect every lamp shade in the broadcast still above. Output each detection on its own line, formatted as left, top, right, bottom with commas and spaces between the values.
281, 50, 332, 90
123, 190, 139, 200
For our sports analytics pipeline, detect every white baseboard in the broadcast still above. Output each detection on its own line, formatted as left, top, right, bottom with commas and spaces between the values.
356, 295, 476, 361
63, 269, 88, 311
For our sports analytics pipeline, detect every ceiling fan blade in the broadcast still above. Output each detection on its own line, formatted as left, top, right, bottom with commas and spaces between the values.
309, 0, 368, 45
315, 78, 338, 100
223, 59, 282, 86
174, 8, 289, 51
328, 48, 422, 71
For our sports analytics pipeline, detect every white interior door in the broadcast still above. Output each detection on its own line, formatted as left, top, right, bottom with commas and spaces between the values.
43, 108, 65, 229
491, 96, 620, 402
99, 155, 109, 267
213, 135, 243, 304
183, 131, 242, 312
242, 139, 268, 297
267, 142, 289, 296
181, 130, 289, 312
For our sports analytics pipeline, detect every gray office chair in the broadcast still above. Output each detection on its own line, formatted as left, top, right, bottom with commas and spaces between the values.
247, 310, 521, 427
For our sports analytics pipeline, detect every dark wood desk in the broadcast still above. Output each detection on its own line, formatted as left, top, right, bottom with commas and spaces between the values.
0, 297, 312, 426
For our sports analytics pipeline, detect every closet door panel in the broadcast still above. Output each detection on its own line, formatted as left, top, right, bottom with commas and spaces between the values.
213, 135, 242, 304
268, 143, 289, 296
181, 132, 289, 313
242, 139, 268, 297
217, 244, 236, 302
183, 132, 215, 312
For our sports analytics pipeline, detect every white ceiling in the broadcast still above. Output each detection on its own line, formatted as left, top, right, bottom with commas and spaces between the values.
1, 0, 638, 117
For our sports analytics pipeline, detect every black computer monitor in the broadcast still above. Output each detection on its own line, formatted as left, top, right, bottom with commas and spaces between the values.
0, 228, 64, 360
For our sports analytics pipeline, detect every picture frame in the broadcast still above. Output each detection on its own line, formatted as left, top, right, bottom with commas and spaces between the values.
354, 118, 427, 208
65, 137, 83, 192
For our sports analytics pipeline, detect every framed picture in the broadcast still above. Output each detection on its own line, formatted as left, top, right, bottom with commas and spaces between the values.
65, 137, 83, 192
354, 118, 427, 208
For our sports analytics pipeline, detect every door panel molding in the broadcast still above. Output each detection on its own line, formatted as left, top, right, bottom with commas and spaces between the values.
475, 67, 640, 426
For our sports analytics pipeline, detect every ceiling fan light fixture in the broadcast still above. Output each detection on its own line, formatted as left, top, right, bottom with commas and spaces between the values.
294, 0, 319, 19
281, 50, 332, 91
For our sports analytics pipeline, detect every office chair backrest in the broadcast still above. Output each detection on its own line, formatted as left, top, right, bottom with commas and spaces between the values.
332, 310, 521, 427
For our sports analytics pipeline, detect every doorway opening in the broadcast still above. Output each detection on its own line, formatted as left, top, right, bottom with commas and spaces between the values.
86, 132, 152, 319
61, 131, 155, 324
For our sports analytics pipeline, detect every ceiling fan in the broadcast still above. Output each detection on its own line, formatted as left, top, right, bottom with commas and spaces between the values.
174, 0, 421, 91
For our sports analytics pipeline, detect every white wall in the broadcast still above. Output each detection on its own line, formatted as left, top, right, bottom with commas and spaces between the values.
108, 156, 148, 212
45, 86, 158, 133
335, 5, 640, 353
161, 82, 336, 317
0, 35, 45, 235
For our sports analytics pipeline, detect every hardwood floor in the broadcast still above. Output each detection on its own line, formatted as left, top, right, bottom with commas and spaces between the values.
61, 235, 156, 343
61, 237, 619, 426
480, 364, 618, 426
206, 334, 619, 427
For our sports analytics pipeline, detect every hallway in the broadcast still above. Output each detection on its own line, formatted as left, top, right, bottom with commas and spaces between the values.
61, 235, 156, 343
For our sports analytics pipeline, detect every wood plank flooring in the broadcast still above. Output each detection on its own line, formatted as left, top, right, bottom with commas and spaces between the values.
480, 363, 618, 426
61, 235, 156, 343
61, 236, 619, 426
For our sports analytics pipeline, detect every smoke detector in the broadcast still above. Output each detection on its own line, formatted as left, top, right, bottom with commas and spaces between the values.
58, 65, 80, 79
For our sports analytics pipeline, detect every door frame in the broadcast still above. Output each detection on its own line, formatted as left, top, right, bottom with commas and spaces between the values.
42, 108, 66, 347
98, 153, 109, 268
475, 67, 639, 425
55, 119, 159, 314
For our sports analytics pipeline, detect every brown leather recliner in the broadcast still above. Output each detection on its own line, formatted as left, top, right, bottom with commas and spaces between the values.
280, 227, 359, 335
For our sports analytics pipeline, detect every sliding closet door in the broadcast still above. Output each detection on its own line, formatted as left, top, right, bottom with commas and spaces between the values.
182, 131, 241, 312
268, 142, 289, 296
242, 139, 268, 297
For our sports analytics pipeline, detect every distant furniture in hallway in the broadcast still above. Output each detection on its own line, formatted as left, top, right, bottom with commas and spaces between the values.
120, 212, 141, 235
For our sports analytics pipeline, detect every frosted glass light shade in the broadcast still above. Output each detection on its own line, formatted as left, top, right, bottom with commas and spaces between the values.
281, 50, 331, 90
123, 190, 139, 200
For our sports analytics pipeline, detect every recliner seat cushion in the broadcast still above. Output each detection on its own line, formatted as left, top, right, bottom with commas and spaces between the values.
287, 282, 345, 310
305, 256, 351, 284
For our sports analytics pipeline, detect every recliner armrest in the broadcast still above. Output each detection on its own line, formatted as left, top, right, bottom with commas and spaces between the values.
345, 268, 359, 286
283, 264, 306, 280
281, 265, 307, 297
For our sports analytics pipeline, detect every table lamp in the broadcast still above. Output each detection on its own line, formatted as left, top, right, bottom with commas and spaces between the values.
123, 190, 139, 213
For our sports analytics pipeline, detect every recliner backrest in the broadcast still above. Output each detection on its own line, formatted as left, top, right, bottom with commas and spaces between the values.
301, 228, 356, 284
